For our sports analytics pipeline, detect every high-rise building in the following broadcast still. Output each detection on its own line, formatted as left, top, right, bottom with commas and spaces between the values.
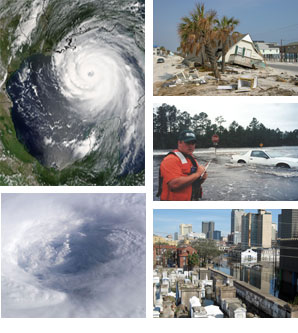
279, 210, 298, 301
179, 224, 192, 236
231, 209, 245, 233
241, 213, 254, 248
233, 231, 241, 245
241, 210, 272, 249
280, 209, 298, 239
213, 230, 221, 240
272, 223, 277, 243
256, 209, 272, 248
202, 221, 214, 240
174, 232, 179, 240
278, 213, 282, 239
231, 209, 245, 244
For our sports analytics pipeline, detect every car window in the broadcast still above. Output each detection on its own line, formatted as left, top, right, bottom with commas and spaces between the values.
251, 151, 269, 158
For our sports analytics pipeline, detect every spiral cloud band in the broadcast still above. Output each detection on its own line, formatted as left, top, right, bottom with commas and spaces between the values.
1, 193, 146, 318
5, 0, 144, 177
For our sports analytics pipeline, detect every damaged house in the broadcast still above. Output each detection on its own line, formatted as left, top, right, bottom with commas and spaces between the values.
218, 33, 265, 68
183, 33, 265, 69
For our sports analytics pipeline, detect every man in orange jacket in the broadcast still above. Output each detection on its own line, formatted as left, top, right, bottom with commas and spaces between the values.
157, 130, 208, 201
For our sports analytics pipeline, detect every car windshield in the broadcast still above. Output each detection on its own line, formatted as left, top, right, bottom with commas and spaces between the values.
265, 151, 272, 158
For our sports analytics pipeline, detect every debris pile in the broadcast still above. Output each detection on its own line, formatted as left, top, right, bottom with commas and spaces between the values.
154, 60, 298, 96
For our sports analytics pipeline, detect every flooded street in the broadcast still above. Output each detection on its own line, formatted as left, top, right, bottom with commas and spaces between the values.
214, 256, 279, 298
153, 146, 298, 201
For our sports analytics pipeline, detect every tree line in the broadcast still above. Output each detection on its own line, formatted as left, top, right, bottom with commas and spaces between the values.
153, 104, 298, 149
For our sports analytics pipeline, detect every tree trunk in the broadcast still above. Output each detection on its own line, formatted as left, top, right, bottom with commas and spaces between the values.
201, 45, 205, 66
205, 43, 221, 79
221, 41, 227, 73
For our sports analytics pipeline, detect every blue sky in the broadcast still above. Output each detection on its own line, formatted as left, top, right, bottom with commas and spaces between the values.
154, 0, 298, 51
154, 209, 281, 237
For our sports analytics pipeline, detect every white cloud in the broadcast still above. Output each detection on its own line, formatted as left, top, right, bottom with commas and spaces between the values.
1, 193, 146, 318
154, 101, 298, 131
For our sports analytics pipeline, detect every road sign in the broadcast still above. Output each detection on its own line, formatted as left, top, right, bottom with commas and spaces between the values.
212, 134, 219, 143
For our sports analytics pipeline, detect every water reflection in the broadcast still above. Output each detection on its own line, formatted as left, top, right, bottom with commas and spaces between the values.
214, 257, 279, 297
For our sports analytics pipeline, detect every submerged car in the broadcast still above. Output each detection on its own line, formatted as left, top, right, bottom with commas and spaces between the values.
231, 149, 298, 168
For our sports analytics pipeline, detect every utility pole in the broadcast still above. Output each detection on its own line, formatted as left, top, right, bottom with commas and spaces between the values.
280, 39, 286, 62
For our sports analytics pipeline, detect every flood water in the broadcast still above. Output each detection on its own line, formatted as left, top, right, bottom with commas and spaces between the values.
214, 256, 280, 298
153, 146, 298, 201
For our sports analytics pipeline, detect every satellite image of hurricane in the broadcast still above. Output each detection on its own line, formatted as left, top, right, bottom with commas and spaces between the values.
1, 193, 146, 317
0, 0, 144, 185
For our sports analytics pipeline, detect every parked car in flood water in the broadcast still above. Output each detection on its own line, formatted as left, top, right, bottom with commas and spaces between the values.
231, 149, 298, 168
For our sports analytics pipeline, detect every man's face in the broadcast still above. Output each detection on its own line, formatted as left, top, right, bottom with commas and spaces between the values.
178, 140, 196, 155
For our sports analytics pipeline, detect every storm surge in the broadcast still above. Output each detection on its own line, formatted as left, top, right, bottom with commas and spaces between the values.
3, 0, 144, 181
1, 194, 146, 317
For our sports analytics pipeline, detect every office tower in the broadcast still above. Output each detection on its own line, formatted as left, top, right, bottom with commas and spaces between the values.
256, 209, 272, 248
272, 223, 277, 242
179, 224, 192, 236
174, 232, 178, 240
278, 213, 282, 239
231, 209, 245, 233
241, 210, 272, 249
279, 210, 298, 301
280, 209, 298, 239
202, 221, 215, 240
241, 213, 254, 249
213, 230, 221, 240
231, 209, 245, 244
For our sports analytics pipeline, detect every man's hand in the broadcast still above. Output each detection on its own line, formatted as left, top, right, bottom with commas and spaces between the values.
195, 165, 206, 178
168, 164, 206, 192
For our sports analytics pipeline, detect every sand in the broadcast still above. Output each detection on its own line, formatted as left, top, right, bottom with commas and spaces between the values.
153, 56, 298, 96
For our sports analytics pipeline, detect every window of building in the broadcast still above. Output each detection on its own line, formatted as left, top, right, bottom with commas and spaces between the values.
245, 49, 252, 58
237, 46, 243, 55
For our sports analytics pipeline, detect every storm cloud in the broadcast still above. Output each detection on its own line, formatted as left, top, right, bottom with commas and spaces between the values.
1, 193, 146, 318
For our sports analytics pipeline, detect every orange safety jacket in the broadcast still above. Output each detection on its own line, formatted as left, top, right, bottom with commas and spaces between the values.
157, 150, 199, 201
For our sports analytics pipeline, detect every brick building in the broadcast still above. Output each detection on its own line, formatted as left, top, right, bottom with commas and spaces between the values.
153, 244, 177, 267
177, 246, 197, 270
153, 244, 197, 269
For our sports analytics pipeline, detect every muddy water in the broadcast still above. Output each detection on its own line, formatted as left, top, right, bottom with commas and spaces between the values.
153, 147, 298, 201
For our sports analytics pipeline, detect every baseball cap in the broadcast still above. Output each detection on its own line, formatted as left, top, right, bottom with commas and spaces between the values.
178, 130, 197, 143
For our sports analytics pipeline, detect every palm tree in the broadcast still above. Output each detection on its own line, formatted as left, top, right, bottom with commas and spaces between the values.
214, 16, 239, 73
178, 3, 221, 79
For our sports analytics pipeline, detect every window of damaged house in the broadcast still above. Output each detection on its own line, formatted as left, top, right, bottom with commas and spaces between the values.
236, 46, 243, 55
245, 49, 252, 58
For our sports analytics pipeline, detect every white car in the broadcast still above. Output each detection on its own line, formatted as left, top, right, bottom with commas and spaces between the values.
231, 149, 298, 168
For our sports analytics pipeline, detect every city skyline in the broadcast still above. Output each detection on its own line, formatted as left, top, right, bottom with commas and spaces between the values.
154, 209, 280, 237
154, 0, 298, 51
